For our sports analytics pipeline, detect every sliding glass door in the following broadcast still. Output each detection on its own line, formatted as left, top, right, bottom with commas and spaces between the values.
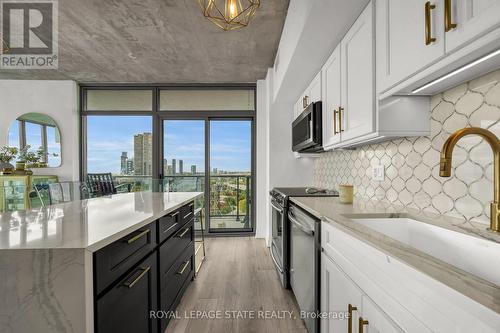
209, 120, 252, 232
161, 118, 253, 234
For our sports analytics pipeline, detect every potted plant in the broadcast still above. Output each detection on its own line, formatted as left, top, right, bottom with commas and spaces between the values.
36, 146, 57, 168
36, 146, 47, 168
0, 146, 18, 174
16, 145, 38, 174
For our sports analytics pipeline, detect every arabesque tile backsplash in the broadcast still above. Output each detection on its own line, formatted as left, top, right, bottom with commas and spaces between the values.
313, 69, 500, 225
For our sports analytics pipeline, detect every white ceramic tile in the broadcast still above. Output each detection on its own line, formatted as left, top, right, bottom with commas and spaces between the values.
313, 69, 500, 226
442, 83, 467, 104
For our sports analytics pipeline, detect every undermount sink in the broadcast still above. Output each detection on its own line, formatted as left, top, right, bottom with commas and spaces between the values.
350, 217, 500, 287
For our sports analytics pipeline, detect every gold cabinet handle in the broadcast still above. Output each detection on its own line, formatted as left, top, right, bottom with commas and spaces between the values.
123, 266, 150, 289
358, 317, 369, 333
348, 304, 358, 333
338, 106, 344, 132
126, 229, 150, 244
303, 95, 309, 108
333, 109, 339, 135
444, 0, 457, 31
177, 227, 190, 238
177, 260, 190, 275
425, 2, 436, 45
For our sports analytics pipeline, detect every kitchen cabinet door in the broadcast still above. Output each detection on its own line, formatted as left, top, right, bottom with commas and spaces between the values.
340, 2, 375, 142
321, 253, 363, 333
361, 295, 402, 333
376, 0, 445, 93
322, 45, 342, 150
96, 252, 157, 333
308, 72, 322, 104
446, 0, 500, 52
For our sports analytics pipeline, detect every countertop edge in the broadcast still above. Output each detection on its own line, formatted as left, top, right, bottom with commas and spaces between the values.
86, 192, 202, 252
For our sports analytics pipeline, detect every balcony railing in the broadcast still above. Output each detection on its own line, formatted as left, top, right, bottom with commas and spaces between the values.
112, 174, 252, 229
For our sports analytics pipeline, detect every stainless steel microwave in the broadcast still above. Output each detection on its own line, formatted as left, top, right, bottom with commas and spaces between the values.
292, 101, 323, 153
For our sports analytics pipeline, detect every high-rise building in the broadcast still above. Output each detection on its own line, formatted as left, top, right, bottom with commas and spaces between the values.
163, 159, 168, 175
191, 165, 196, 174
179, 160, 183, 174
134, 133, 152, 176
172, 159, 177, 175
126, 160, 134, 175
120, 152, 128, 175
212, 167, 218, 174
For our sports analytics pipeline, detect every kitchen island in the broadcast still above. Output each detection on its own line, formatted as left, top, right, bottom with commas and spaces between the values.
0, 191, 202, 333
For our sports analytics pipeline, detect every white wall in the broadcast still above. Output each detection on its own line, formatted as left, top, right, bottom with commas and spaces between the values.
255, 78, 269, 239
256, 68, 316, 244
0, 80, 79, 181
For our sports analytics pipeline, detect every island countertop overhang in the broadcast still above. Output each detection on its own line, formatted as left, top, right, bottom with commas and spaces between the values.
0, 191, 202, 252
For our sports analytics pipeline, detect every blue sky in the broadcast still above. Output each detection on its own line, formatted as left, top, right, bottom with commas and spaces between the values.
87, 116, 251, 174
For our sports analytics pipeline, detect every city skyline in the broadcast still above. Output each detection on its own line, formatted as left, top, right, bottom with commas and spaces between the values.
87, 117, 251, 174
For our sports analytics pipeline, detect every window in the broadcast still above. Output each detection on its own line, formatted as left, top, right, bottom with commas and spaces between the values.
81, 86, 256, 234
160, 89, 255, 111
86, 90, 153, 111
86, 116, 153, 191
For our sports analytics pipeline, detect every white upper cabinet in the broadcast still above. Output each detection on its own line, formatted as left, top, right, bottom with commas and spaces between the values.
445, 0, 500, 52
308, 72, 322, 104
377, 0, 445, 93
294, 72, 322, 120
340, 2, 375, 142
322, 45, 342, 149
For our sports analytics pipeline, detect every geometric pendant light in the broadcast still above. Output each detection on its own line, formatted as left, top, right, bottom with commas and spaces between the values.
198, 0, 261, 31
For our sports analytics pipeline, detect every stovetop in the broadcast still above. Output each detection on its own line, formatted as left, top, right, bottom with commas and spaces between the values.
271, 187, 339, 199
270, 187, 339, 207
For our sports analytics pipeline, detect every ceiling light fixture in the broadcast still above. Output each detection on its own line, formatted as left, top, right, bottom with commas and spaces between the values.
198, 0, 261, 31
412, 48, 500, 94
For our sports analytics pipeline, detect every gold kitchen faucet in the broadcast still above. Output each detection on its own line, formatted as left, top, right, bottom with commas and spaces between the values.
440, 127, 500, 232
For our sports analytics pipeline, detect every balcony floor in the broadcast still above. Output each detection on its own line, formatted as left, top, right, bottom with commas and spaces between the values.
164, 237, 307, 333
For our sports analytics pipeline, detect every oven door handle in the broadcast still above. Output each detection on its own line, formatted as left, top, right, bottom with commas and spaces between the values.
270, 243, 284, 273
289, 213, 314, 236
271, 201, 284, 214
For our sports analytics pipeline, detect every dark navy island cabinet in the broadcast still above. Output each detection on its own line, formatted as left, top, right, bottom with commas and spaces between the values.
94, 200, 196, 333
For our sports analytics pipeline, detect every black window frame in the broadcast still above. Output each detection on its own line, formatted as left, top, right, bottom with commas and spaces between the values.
79, 84, 257, 236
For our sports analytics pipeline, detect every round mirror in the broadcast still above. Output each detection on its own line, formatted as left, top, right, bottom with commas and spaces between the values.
7, 113, 62, 168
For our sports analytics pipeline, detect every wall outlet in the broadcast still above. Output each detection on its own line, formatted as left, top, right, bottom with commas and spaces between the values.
372, 165, 385, 181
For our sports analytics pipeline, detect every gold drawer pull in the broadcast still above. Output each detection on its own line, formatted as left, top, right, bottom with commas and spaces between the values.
359, 317, 369, 333
123, 266, 150, 289
126, 229, 150, 244
445, 0, 457, 32
348, 303, 357, 333
177, 260, 190, 275
163, 222, 179, 234
177, 227, 190, 238
425, 2, 436, 45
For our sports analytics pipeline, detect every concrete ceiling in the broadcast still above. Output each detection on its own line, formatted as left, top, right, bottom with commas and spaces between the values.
0, 0, 289, 83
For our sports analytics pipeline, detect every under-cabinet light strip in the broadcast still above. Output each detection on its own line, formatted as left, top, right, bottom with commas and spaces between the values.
412, 48, 500, 94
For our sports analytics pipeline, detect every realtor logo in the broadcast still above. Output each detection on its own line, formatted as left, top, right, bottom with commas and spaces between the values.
0, 0, 58, 69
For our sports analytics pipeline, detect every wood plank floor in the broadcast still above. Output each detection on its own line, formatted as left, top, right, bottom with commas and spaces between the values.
165, 237, 308, 333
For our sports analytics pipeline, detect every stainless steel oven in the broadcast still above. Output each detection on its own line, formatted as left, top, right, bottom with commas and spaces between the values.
292, 101, 323, 153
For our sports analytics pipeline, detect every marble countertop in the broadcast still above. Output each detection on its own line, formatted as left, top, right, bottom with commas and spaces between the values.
0, 191, 202, 252
289, 196, 500, 314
